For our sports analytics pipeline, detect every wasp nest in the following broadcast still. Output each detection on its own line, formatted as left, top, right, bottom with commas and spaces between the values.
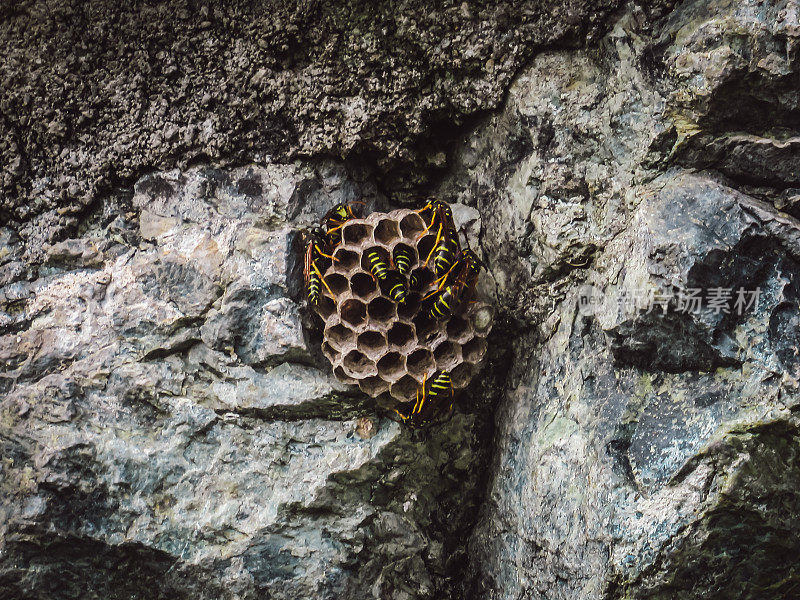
312, 209, 493, 405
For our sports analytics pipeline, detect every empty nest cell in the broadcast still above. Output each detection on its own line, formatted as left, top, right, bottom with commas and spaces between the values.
340, 298, 367, 327
406, 348, 435, 378
343, 349, 377, 377
368, 296, 395, 323
415, 234, 438, 266
325, 273, 349, 296
399, 212, 426, 238
377, 351, 405, 382
390, 374, 420, 402
387, 321, 415, 350
351, 272, 377, 298
333, 365, 359, 385
343, 222, 372, 246
358, 330, 387, 357
333, 248, 359, 272
315, 295, 336, 319
360, 375, 390, 397
326, 322, 355, 350
433, 340, 461, 369
374, 219, 401, 244
446, 316, 472, 343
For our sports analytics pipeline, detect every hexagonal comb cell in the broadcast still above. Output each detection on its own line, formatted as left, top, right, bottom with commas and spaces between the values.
351, 272, 377, 298
433, 340, 461, 370
325, 273, 349, 296
333, 248, 359, 272
400, 212, 426, 239
360, 375, 390, 397
390, 374, 420, 402
406, 348, 435, 378
387, 321, 415, 351
368, 296, 395, 323
340, 299, 367, 328
343, 349, 377, 377
358, 330, 387, 357
326, 323, 355, 351
343, 222, 372, 246
377, 351, 405, 382
309, 207, 493, 403
446, 316, 472, 343
374, 219, 401, 245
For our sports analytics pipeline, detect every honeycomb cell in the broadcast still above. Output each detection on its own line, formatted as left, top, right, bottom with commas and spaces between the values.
343, 222, 372, 245
340, 299, 367, 327
462, 337, 487, 364
400, 212, 426, 239
333, 248, 359, 271
374, 219, 401, 244
451, 363, 474, 388
351, 272, 377, 298
446, 316, 472, 343
327, 323, 355, 350
377, 351, 405, 382
325, 273, 349, 296
368, 296, 395, 323
397, 293, 421, 320
387, 321, 415, 351
433, 340, 461, 369
406, 348, 435, 378
343, 349, 377, 377
358, 330, 387, 357
390, 374, 420, 402
334, 365, 359, 385
361, 375, 390, 397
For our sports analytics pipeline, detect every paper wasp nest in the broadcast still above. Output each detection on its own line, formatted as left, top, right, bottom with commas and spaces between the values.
313, 209, 493, 405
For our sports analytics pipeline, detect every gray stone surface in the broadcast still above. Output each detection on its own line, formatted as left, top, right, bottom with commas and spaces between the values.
3, 0, 800, 599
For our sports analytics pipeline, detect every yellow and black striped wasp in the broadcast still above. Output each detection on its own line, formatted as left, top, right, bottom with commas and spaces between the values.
392, 245, 414, 276
320, 202, 363, 246
367, 249, 409, 304
303, 227, 337, 307
417, 198, 460, 276
421, 249, 483, 321
394, 370, 454, 426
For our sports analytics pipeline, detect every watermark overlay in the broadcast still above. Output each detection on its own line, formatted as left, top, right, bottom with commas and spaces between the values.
577, 285, 761, 317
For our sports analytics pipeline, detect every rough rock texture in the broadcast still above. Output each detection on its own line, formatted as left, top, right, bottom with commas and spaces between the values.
3, 0, 800, 599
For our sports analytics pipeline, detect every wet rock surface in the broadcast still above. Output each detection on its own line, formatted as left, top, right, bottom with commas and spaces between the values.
3, 0, 800, 599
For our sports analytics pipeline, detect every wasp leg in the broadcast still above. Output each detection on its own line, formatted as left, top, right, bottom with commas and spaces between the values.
314, 263, 338, 300
413, 373, 427, 414
422, 223, 443, 268
429, 261, 459, 293
315, 245, 337, 261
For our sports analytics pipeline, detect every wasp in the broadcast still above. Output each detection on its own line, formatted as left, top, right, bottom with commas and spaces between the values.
417, 199, 460, 276
366, 249, 391, 281
381, 270, 409, 304
422, 249, 483, 320
394, 370, 454, 425
303, 228, 337, 306
392, 245, 414, 276
320, 202, 363, 246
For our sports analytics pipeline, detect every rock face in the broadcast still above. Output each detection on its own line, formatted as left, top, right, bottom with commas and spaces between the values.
2, 0, 800, 599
